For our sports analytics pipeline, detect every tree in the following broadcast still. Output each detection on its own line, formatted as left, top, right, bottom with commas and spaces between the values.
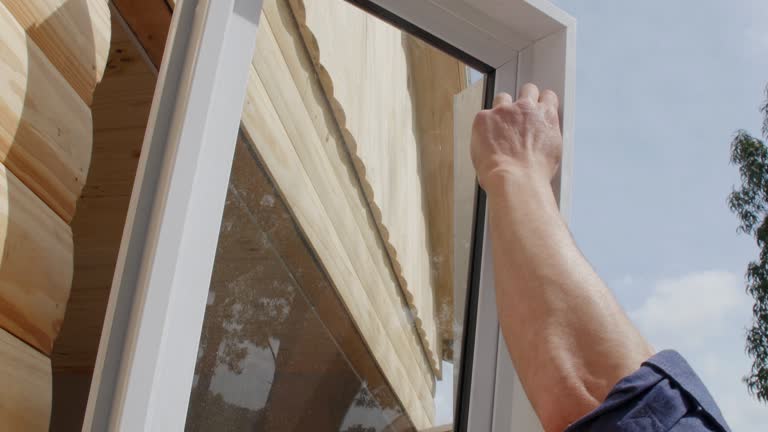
728, 84, 768, 402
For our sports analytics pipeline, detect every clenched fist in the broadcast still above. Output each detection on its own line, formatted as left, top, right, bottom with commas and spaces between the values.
470, 83, 562, 193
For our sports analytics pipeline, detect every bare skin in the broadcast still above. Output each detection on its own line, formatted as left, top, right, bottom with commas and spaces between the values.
470, 84, 655, 432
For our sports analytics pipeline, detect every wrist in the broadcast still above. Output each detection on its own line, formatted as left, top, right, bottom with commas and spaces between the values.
481, 167, 553, 198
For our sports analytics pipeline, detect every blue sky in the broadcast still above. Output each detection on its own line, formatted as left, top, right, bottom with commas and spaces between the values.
549, 0, 768, 429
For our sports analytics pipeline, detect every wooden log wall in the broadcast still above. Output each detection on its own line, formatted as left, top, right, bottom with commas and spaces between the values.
0, 328, 51, 430
0, 164, 73, 354
0, 0, 110, 429
3, 0, 110, 104
50, 15, 158, 431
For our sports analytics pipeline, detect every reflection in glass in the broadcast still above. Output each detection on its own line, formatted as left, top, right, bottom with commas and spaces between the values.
185, 139, 413, 431
184, 0, 486, 430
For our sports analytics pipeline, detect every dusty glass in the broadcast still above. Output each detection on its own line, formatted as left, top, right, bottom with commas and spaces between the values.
184, 1, 486, 430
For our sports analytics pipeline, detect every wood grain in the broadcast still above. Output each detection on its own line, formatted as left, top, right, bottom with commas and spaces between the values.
0, 0, 92, 222
1, 0, 111, 105
111, 0, 172, 68
0, 164, 73, 354
53, 15, 153, 372
49, 17, 155, 431
289, 0, 441, 373
405, 36, 468, 357
0, 328, 51, 431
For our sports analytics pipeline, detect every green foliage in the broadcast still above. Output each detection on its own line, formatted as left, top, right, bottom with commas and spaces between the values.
728, 84, 768, 402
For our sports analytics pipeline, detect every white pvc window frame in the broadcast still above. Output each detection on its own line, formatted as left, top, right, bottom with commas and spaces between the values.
82, 1, 575, 431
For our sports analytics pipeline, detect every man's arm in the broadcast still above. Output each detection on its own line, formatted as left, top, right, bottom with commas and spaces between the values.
471, 84, 654, 432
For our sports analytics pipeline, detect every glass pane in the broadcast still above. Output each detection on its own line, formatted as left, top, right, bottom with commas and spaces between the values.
185, 1, 486, 430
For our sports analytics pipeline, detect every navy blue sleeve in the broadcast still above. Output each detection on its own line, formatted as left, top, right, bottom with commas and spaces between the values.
564, 351, 731, 432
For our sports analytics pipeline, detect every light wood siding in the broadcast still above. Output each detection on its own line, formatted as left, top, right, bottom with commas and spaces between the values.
1, 0, 111, 104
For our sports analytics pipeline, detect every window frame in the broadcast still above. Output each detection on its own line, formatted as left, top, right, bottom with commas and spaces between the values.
82, 1, 575, 431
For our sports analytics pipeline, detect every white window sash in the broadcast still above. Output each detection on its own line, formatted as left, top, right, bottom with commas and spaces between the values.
84, 1, 575, 431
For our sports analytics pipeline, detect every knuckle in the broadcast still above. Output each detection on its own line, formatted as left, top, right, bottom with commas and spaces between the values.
493, 102, 516, 116
544, 105, 558, 118
516, 98, 537, 111
541, 89, 558, 100
472, 110, 489, 128
544, 108, 560, 126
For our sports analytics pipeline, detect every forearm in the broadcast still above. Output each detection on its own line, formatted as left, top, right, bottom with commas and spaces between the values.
486, 172, 654, 431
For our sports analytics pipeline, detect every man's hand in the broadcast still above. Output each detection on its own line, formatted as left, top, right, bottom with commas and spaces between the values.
475, 85, 655, 432
470, 83, 562, 193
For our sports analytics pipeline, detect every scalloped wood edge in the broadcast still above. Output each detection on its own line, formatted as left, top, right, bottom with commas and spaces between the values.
288, 0, 441, 375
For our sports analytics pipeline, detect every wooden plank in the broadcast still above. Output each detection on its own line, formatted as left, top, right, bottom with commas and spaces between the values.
241, 68, 432, 429
404, 35, 468, 357
253, 6, 435, 417
289, 0, 440, 374
0, 164, 73, 354
0, 329, 51, 431
1, 0, 111, 105
0, 0, 92, 222
112, 0, 172, 68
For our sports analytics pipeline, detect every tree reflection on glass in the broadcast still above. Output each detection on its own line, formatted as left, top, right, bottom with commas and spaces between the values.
186, 190, 299, 430
185, 139, 416, 432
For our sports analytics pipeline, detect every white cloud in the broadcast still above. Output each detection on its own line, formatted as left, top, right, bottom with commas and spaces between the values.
630, 271, 748, 349
628, 270, 768, 431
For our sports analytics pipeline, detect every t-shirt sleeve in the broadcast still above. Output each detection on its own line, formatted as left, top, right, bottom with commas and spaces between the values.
564, 350, 731, 432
